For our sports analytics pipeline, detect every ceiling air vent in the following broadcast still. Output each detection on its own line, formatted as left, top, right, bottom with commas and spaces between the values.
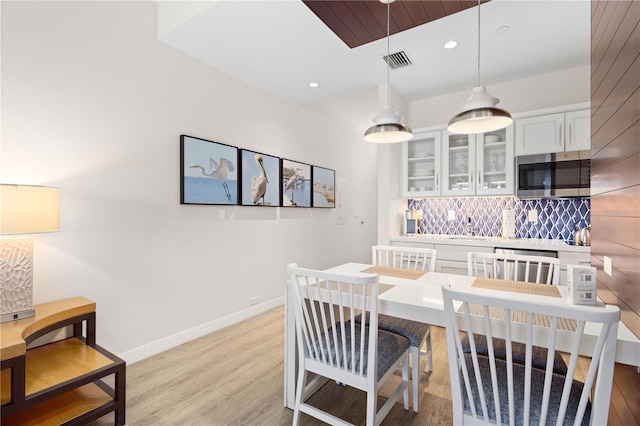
383, 51, 412, 70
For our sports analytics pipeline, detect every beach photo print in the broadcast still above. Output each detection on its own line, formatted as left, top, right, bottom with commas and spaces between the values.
180, 135, 239, 205
240, 149, 281, 207
312, 166, 335, 208
281, 159, 311, 207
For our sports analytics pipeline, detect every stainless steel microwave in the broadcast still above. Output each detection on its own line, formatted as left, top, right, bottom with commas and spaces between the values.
516, 150, 590, 198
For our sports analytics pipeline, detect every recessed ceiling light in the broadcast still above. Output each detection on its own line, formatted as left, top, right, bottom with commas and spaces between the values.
309, 82, 319, 88
496, 26, 510, 34
444, 40, 457, 49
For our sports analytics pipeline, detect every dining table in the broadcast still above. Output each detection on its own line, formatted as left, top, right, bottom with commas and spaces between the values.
283, 262, 640, 409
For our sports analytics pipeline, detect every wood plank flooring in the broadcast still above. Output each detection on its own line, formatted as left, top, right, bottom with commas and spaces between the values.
90, 306, 640, 425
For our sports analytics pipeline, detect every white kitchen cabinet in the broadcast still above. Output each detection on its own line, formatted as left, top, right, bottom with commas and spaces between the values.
515, 105, 590, 155
476, 126, 515, 196
442, 132, 476, 196
565, 109, 591, 151
442, 124, 515, 197
401, 129, 442, 197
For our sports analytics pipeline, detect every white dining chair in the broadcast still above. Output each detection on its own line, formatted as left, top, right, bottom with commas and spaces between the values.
467, 251, 561, 285
287, 263, 409, 426
364, 245, 436, 412
442, 285, 620, 425
372, 244, 437, 272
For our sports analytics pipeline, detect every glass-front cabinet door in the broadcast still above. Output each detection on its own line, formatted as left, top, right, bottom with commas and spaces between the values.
476, 124, 514, 195
401, 130, 441, 197
442, 132, 476, 196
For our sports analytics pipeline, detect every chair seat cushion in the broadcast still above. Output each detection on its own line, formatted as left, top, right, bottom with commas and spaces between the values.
461, 353, 590, 425
312, 324, 410, 381
354, 313, 430, 347
460, 333, 568, 376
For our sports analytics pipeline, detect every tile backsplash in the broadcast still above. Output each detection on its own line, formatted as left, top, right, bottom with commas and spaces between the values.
407, 197, 590, 244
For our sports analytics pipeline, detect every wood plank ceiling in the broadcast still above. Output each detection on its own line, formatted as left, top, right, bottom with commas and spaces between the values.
302, 0, 490, 49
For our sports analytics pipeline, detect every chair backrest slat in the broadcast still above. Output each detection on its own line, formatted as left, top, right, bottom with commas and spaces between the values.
372, 245, 437, 272
442, 285, 620, 426
467, 252, 561, 285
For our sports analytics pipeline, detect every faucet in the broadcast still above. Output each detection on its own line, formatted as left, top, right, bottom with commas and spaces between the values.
466, 210, 475, 236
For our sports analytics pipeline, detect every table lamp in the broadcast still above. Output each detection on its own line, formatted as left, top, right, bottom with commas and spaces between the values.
0, 184, 60, 322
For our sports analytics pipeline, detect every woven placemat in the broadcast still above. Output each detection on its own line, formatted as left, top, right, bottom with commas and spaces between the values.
465, 278, 576, 331
360, 266, 426, 280
472, 277, 561, 297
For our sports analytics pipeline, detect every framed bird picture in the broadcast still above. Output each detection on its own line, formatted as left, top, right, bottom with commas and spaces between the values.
180, 135, 240, 205
281, 159, 311, 207
239, 149, 281, 207
311, 166, 335, 208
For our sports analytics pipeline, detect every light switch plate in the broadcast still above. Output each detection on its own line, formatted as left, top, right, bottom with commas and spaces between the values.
448, 210, 456, 221
604, 256, 612, 276
219, 210, 226, 221
528, 209, 538, 223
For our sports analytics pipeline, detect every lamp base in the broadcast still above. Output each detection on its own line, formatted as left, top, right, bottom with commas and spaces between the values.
1, 308, 35, 323
1, 237, 35, 323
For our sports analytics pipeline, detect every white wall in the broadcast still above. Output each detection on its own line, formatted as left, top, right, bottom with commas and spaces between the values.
1, 1, 379, 362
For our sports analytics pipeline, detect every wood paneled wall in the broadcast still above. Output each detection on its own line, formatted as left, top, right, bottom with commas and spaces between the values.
590, 1, 640, 339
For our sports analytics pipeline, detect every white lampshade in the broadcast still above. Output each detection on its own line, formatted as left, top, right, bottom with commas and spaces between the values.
448, 86, 512, 134
364, 104, 413, 143
0, 184, 60, 234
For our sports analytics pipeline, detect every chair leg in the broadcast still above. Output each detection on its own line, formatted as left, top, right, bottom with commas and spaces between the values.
412, 328, 433, 413
411, 345, 420, 413
293, 368, 307, 426
366, 388, 377, 426
403, 353, 410, 411
426, 328, 433, 372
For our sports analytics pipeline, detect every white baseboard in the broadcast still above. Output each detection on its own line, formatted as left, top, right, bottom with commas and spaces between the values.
119, 296, 284, 365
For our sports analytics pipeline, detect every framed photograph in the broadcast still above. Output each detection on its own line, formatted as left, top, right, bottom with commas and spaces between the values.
180, 135, 239, 205
281, 159, 311, 207
240, 149, 281, 207
311, 166, 335, 208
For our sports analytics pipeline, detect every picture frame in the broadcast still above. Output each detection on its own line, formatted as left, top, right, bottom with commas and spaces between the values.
240, 149, 281, 207
281, 159, 311, 207
311, 166, 336, 208
180, 135, 239, 205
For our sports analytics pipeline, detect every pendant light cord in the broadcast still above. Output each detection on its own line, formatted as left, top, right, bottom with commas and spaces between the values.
386, 0, 391, 105
476, 0, 481, 87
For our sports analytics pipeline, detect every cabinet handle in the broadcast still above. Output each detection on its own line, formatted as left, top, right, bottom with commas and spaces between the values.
569, 123, 573, 145
559, 123, 563, 147
478, 170, 481, 187
436, 173, 439, 189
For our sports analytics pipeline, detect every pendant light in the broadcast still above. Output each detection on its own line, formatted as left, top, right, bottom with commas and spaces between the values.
448, 0, 512, 135
364, 0, 412, 143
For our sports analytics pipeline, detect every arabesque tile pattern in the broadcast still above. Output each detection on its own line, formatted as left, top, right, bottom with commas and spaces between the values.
407, 197, 590, 244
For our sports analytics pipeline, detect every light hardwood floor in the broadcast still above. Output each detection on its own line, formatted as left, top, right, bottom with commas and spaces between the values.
91, 305, 639, 425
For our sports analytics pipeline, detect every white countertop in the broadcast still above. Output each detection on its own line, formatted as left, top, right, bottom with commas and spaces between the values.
391, 234, 591, 253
